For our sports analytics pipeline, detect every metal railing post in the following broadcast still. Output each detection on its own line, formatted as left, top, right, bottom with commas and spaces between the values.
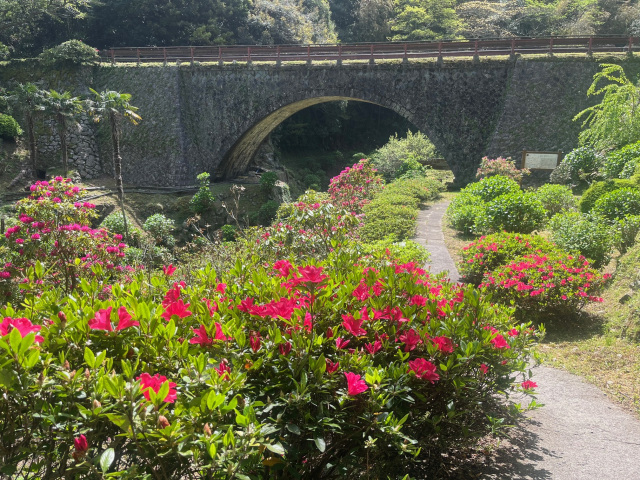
218, 46, 223, 66
190, 47, 194, 65
587, 36, 593, 57
437, 42, 443, 65
247, 46, 252, 65
548, 37, 554, 56
337, 44, 342, 66
369, 44, 375, 65
110, 49, 115, 65
136, 48, 141, 66
163, 47, 167, 66
629, 36, 634, 56
403, 43, 408, 64
473, 40, 479, 62
276, 45, 281, 67
307, 45, 311, 66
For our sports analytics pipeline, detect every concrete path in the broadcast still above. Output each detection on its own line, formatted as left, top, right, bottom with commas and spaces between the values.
415, 201, 460, 283
415, 200, 640, 480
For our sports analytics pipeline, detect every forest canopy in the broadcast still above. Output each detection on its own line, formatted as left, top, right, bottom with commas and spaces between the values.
0, 1, 638, 57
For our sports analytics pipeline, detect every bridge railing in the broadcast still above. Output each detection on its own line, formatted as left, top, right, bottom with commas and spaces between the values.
102, 36, 638, 65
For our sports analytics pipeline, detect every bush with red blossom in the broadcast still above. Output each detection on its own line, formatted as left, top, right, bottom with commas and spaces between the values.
0, 177, 131, 301
480, 251, 610, 316
328, 159, 384, 214
0, 251, 541, 478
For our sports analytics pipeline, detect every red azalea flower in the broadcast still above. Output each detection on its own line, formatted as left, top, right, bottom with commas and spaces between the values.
89, 307, 113, 331
364, 340, 382, 355
326, 327, 334, 339
162, 282, 185, 307
214, 360, 231, 379
398, 328, 422, 352
326, 359, 340, 374
297, 265, 328, 284
491, 334, 510, 349
190, 325, 212, 345
162, 264, 176, 276
249, 332, 261, 352
431, 336, 455, 354
279, 342, 292, 356
0, 317, 44, 343
138, 373, 177, 403
237, 297, 255, 312
273, 260, 293, 277
161, 300, 192, 321
335, 337, 350, 349
116, 306, 138, 331
216, 283, 226, 295
213, 322, 230, 341
341, 314, 367, 336
352, 283, 370, 301
73, 434, 89, 460
507, 328, 519, 337
480, 363, 489, 375
521, 380, 538, 390
408, 358, 439, 383
344, 372, 368, 395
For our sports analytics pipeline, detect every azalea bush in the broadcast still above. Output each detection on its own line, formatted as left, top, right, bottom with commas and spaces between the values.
482, 192, 546, 234
532, 184, 578, 218
476, 156, 530, 183
328, 159, 384, 214
0, 252, 542, 478
480, 252, 610, 318
592, 187, 640, 222
0, 178, 130, 302
460, 233, 560, 285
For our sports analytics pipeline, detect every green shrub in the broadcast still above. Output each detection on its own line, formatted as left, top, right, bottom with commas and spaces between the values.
384, 177, 443, 202
476, 156, 530, 183
484, 192, 546, 234
549, 211, 613, 268
143, 213, 175, 247
302, 173, 322, 190
100, 212, 143, 247
603, 141, 640, 179
592, 188, 640, 222
260, 171, 279, 194
361, 203, 418, 242
459, 232, 560, 284
447, 193, 486, 235
613, 215, 640, 254
38, 39, 99, 65
579, 179, 637, 213
550, 147, 604, 186
396, 156, 426, 178
0, 113, 22, 139
371, 131, 437, 181
258, 200, 280, 225
368, 192, 420, 209
360, 237, 430, 265
533, 184, 578, 218
221, 224, 237, 242
464, 175, 521, 202
190, 172, 215, 213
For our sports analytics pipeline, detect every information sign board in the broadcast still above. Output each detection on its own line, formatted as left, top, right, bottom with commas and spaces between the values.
522, 151, 562, 170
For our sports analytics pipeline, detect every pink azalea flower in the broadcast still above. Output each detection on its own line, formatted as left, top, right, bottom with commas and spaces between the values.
344, 372, 368, 395
480, 363, 489, 375
116, 306, 138, 330
213, 322, 230, 341
491, 334, 510, 349
398, 328, 422, 352
214, 360, 231, 379
341, 314, 367, 336
138, 373, 177, 403
326, 359, 340, 374
190, 325, 213, 345
0, 317, 44, 343
89, 307, 113, 331
408, 358, 440, 383
364, 340, 382, 355
162, 264, 176, 276
161, 300, 192, 321
521, 380, 538, 390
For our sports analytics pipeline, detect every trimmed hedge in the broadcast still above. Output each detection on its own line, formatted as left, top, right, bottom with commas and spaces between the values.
579, 179, 637, 213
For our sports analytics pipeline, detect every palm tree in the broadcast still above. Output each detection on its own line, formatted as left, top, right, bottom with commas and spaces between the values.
43, 90, 83, 177
4, 83, 47, 176
88, 89, 141, 240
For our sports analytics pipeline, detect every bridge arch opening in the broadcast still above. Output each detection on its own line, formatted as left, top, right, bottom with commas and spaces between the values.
215, 97, 444, 181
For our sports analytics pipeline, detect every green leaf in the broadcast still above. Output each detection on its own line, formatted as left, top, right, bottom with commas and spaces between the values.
314, 437, 326, 452
107, 414, 132, 434
84, 347, 96, 369
286, 423, 301, 435
100, 448, 115, 473
236, 413, 249, 427
266, 443, 285, 456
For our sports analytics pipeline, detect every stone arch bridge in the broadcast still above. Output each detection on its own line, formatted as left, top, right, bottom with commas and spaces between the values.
9, 57, 632, 186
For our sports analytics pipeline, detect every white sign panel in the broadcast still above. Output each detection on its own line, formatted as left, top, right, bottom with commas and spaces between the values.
523, 152, 561, 170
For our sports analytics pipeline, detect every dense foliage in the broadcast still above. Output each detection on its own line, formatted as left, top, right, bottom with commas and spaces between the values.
548, 211, 613, 268
1, 0, 637, 56
476, 156, 529, 183
0, 112, 22, 139
603, 141, 640, 180
579, 179, 638, 213
532, 184, 578, 218
0, 172, 543, 478
550, 147, 604, 188
370, 131, 438, 182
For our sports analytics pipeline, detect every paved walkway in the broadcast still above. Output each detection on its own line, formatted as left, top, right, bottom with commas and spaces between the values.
415, 200, 640, 480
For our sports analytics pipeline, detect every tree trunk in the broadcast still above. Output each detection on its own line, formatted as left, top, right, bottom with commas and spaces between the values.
58, 115, 68, 178
110, 113, 129, 240
27, 112, 37, 177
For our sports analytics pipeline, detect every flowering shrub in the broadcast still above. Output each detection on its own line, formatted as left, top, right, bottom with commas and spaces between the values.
482, 192, 546, 234
480, 252, 610, 317
476, 156, 530, 183
532, 184, 578, 218
460, 232, 560, 284
549, 212, 613, 268
0, 178, 129, 302
447, 193, 486, 235
0, 251, 541, 478
328, 159, 383, 213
